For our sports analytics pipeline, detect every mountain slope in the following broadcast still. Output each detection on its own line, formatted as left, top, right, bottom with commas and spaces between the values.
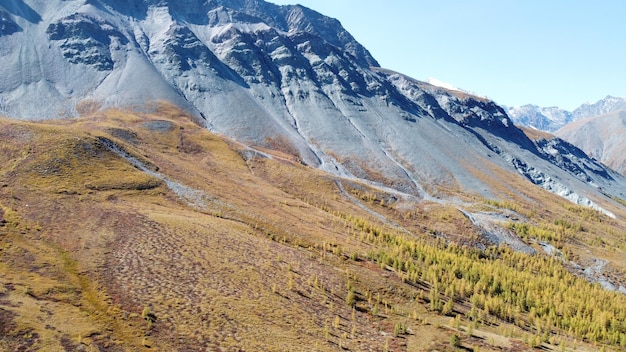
2, 3, 626, 349
2, 107, 626, 351
556, 109, 626, 175
2, 0, 626, 217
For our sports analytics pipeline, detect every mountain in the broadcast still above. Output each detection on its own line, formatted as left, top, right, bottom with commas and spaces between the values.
2, 1, 626, 350
506, 96, 626, 132
505, 105, 573, 132
558, 98, 626, 176
507, 96, 626, 175
556, 109, 626, 175
2, 106, 626, 351
573, 95, 626, 120
2, 0, 625, 212
0, 0, 377, 119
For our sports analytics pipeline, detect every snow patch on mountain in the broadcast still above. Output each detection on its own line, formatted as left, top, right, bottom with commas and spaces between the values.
505, 105, 573, 132
573, 96, 626, 120
426, 78, 459, 92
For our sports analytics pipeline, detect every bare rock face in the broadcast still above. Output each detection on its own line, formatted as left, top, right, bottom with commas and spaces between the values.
1, 0, 626, 210
46, 14, 128, 71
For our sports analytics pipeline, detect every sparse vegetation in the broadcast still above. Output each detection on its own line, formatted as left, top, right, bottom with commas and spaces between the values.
1, 106, 625, 351
345, 288, 356, 307
450, 333, 461, 348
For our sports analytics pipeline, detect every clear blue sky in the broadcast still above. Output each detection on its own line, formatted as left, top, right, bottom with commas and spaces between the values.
268, 1, 626, 110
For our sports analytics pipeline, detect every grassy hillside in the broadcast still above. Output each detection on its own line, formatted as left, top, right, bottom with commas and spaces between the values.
1, 104, 625, 351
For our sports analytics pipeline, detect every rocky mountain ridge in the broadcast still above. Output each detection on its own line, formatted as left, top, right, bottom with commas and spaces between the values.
505, 95, 626, 132
573, 96, 626, 120
505, 105, 573, 132
1, 0, 625, 214
506, 96, 626, 175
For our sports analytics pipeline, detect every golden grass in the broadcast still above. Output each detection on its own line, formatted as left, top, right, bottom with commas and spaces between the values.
0, 215, 143, 351
0, 105, 624, 351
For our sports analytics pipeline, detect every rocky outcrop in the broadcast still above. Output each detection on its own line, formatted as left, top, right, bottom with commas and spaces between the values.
46, 14, 128, 71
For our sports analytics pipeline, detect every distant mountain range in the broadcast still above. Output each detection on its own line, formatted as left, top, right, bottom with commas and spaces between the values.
506, 96, 626, 175
505, 96, 626, 132
556, 109, 626, 175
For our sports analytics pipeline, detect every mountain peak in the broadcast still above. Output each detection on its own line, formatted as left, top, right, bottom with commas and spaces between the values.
573, 95, 626, 119
504, 104, 573, 132
506, 95, 626, 132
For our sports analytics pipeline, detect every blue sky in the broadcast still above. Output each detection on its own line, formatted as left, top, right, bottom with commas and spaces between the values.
268, 1, 626, 110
